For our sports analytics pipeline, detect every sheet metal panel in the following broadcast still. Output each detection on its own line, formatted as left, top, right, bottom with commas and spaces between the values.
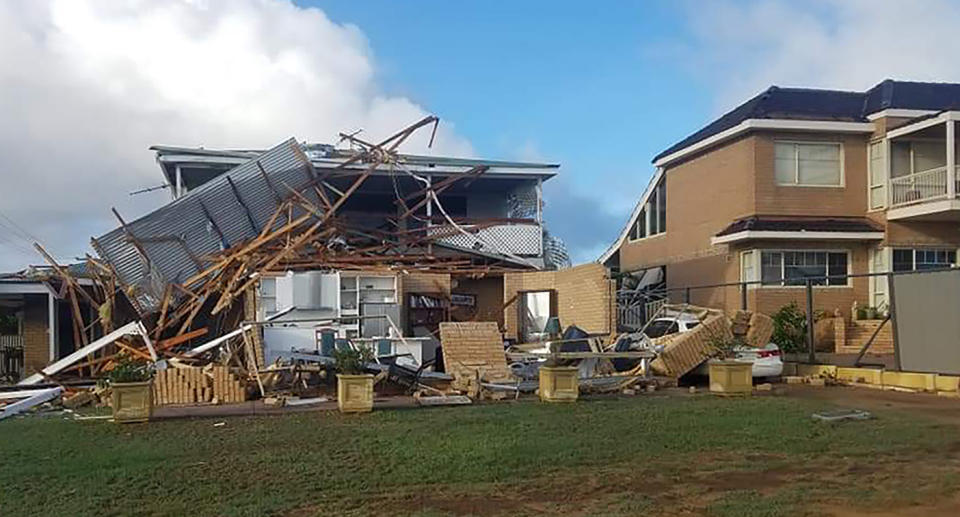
94, 138, 314, 310
893, 269, 960, 375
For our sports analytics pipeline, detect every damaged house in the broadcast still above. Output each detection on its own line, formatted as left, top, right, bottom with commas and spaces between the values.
0, 116, 623, 417
2, 117, 620, 397
132, 128, 568, 365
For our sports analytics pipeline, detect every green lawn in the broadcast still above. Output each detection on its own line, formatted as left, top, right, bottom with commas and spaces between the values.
2, 393, 958, 516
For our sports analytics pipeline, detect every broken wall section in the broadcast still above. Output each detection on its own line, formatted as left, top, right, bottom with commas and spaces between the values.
503, 263, 615, 340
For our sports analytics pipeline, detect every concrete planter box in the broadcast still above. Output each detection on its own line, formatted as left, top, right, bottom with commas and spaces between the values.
337, 374, 374, 413
708, 361, 752, 395
112, 380, 153, 423
539, 366, 579, 402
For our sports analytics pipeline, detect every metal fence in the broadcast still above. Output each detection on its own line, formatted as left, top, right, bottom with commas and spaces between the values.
615, 266, 960, 373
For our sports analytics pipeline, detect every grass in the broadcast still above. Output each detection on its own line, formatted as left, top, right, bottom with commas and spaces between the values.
2, 394, 959, 516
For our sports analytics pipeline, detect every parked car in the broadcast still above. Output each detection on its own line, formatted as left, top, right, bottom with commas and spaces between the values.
643, 315, 783, 378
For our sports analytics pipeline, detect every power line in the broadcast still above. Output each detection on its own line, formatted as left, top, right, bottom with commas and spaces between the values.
0, 209, 40, 244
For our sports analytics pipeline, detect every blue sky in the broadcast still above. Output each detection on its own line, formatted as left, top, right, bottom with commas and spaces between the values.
3, 0, 960, 270
310, 1, 715, 262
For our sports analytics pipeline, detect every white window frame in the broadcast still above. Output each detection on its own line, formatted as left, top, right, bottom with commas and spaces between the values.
774, 140, 845, 188
258, 276, 279, 321
741, 249, 852, 288
891, 247, 959, 272
868, 247, 890, 309
867, 139, 886, 211
740, 250, 758, 285
627, 177, 666, 242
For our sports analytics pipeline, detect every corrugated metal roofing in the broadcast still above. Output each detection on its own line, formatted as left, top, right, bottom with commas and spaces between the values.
93, 138, 315, 310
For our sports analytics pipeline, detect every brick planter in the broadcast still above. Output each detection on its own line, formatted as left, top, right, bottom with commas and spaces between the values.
337, 374, 374, 413
112, 380, 153, 423
539, 366, 579, 402
708, 361, 752, 395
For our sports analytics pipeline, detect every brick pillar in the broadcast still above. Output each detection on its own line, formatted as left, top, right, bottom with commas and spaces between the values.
22, 294, 50, 375
833, 315, 847, 352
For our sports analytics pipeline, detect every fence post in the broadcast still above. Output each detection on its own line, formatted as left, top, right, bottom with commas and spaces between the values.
805, 279, 816, 363
684, 287, 691, 304
887, 272, 901, 371
740, 282, 747, 311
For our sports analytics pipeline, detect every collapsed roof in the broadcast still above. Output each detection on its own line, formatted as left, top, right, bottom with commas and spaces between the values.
93, 117, 566, 314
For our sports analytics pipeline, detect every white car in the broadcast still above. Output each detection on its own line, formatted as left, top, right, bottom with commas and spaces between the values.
643, 315, 783, 378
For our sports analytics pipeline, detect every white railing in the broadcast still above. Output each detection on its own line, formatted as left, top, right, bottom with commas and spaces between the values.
0, 335, 23, 349
955, 165, 960, 197
890, 166, 948, 207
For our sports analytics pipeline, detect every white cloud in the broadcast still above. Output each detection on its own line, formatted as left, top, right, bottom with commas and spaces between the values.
0, 0, 471, 270
682, 0, 960, 112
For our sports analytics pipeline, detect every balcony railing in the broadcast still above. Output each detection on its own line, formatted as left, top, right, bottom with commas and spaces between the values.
890, 166, 949, 207
0, 334, 24, 383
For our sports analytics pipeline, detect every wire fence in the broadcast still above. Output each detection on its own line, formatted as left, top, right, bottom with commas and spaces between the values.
616, 266, 959, 366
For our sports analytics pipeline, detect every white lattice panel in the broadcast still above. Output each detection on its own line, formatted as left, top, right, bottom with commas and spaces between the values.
431, 224, 542, 256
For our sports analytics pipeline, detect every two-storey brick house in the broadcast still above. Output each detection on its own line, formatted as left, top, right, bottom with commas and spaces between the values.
601, 80, 960, 319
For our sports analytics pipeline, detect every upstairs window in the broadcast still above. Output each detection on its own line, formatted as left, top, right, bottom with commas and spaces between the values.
629, 177, 666, 240
774, 141, 842, 186
868, 140, 886, 209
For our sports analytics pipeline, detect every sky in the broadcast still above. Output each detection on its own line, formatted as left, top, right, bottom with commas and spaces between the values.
2, 0, 960, 271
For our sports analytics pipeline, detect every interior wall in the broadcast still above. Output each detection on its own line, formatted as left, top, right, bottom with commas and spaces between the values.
453, 276, 504, 327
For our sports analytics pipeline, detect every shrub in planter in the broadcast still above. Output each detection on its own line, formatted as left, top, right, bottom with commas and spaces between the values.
333, 346, 375, 413
108, 353, 153, 423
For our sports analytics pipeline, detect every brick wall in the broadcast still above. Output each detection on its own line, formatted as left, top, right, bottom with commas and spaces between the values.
22, 294, 50, 375
753, 132, 868, 217
620, 136, 757, 273
835, 318, 894, 354
453, 276, 504, 327
503, 263, 614, 340
400, 272, 451, 298
438, 321, 511, 384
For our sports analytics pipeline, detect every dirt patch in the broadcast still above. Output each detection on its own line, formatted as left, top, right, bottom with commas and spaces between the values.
824, 494, 960, 517
697, 466, 793, 494
787, 385, 960, 426
415, 494, 526, 516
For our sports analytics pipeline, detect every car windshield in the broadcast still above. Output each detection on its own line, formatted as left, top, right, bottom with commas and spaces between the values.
686, 321, 699, 330
645, 319, 679, 338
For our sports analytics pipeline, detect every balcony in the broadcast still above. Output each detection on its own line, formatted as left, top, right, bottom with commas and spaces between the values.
885, 113, 960, 221
890, 166, 951, 206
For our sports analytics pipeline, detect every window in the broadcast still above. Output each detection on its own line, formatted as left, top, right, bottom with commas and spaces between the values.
630, 208, 646, 240
656, 179, 666, 233
740, 250, 757, 283
891, 141, 946, 178
629, 177, 665, 240
259, 277, 278, 318
892, 248, 956, 272
869, 247, 888, 308
756, 250, 848, 286
644, 319, 679, 338
774, 141, 842, 186
868, 140, 886, 209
